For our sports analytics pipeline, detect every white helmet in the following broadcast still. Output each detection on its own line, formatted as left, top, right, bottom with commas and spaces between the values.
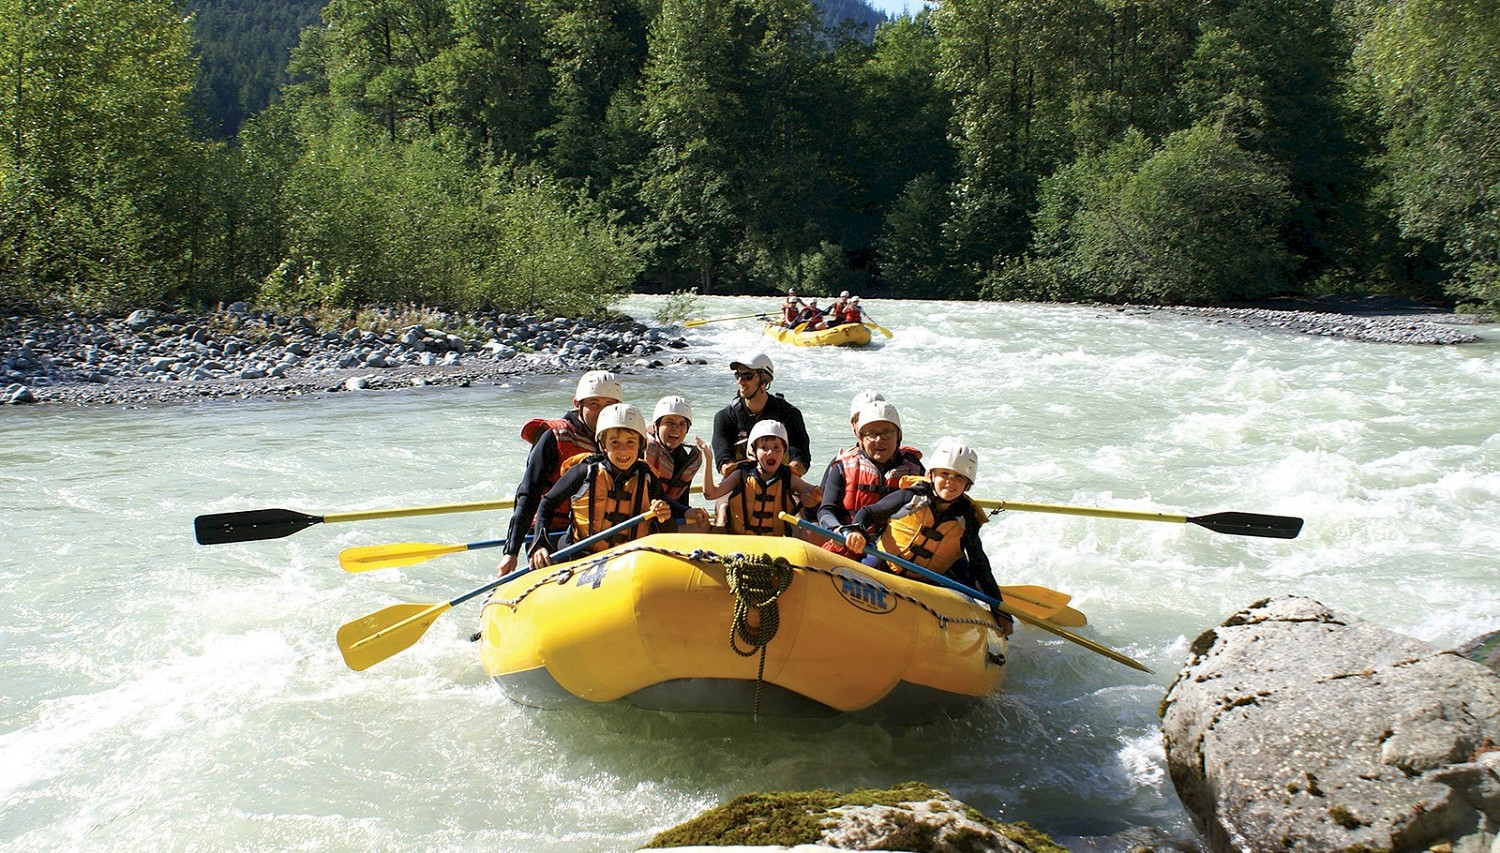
594, 403, 648, 443
929, 437, 979, 483
850, 296, 860, 304
855, 400, 901, 436
849, 389, 886, 419
575, 370, 622, 403
747, 419, 789, 449
730, 352, 774, 380
840, 290, 850, 298
652, 395, 692, 426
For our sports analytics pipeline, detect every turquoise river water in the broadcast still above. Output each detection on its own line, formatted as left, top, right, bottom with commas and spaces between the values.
2, 295, 1498, 850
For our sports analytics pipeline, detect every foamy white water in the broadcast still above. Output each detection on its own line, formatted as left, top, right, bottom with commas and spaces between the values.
2, 295, 1496, 850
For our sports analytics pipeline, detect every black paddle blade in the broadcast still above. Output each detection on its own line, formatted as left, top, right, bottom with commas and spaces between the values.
194, 508, 323, 545
1189, 512, 1303, 539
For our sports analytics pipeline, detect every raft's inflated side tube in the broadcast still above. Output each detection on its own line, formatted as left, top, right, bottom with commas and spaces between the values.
478, 533, 1004, 722
763, 323, 873, 348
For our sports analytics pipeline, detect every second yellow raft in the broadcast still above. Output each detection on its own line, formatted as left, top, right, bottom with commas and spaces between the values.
763, 322, 873, 348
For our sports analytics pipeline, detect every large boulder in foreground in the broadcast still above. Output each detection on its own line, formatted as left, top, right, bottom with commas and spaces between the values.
642, 782, 1065, 852
1161, 595, 1500, 852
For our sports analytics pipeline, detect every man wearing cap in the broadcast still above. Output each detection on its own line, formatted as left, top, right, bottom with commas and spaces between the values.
711, 352, 812, 478
495, 370, 622, 576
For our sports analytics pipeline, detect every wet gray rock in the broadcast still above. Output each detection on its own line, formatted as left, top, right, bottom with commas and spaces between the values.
1148, 300, 1487, 344
1161, 595, 1500, 853
1, 307, 692, 406
1458, 630, 1500, 674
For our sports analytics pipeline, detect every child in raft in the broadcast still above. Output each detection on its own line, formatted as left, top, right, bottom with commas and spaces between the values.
644, 395, 711, 531
695, 420, 822, 537
528, 403, 678, 568
841, 437, 1013, 635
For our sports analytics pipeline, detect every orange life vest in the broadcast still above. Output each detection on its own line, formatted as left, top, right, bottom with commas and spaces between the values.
645, 439, 702, 504
566, 457, 655, 552
880, 485, 987, 574
521, 414, 597, 530
724, 462, 797, 536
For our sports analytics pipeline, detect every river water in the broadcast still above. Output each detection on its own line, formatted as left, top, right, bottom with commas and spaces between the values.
2, 295, 1497, 851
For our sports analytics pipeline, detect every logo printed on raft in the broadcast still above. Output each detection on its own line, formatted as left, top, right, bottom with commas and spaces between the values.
831, 566, 895, 614
574, 562, 608, 589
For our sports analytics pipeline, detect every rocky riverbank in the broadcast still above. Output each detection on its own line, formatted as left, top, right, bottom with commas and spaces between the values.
2, 296, 1491, 407
1120, 295, 1490, 344
1, 303, 697, 407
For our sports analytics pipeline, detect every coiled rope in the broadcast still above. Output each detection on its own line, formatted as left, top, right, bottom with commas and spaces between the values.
722, 553, 794, 717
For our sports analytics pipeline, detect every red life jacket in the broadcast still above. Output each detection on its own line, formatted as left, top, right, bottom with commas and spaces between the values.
521, 414, 597, 531
822, 445, 924, 557
645, 438, 702, 503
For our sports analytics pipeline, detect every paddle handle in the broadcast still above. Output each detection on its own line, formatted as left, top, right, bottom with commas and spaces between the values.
325, 499, 516, 524
975, 499, 1187, 524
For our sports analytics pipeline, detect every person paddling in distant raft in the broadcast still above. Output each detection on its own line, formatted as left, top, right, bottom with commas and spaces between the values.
696, 420, 821, 536
528, 403, 676, 568
817, 400, 924, 565
495, 370, 622, 577
827, 291, 851, 325
843, 438, 1013, 636
840, 295, 864, 326
781, 289, 801, 328
792, 298, 827, 331
645, 395, 711, 531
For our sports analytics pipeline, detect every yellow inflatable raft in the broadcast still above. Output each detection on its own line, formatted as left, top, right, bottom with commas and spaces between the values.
763, 322, 873, 348
478, 532, 1005, 722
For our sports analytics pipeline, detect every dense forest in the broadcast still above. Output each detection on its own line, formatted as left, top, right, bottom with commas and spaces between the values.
2, 0, 1496, 317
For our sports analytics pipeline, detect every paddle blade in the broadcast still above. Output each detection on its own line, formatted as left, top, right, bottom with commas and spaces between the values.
1189, 511, 1303, 539
336, 602, 449, 671
194, 508, 321, 545
999, 585, 1087, 627
339, 542, 467, 572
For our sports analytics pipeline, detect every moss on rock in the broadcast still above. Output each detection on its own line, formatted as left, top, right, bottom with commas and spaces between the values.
642, 782, 1068, 851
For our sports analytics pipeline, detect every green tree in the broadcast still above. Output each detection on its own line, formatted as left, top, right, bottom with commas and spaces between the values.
0, 0, 206, 309
312, 0, 455, 143
841, 12, 953, 290
1017, 122, 1295, 304
1354, 0, 1500, 309
933, 0, 1090, 290
535, 0, 651, 185
1182, 0, 1369, 288
637, 0, 753, 290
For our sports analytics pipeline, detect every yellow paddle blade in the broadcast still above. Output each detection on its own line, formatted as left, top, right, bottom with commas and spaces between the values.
338, 541, 468, 572
997, 585, 1086, 627
863, 320, 892, 338
1000, 589, 1085, 626
336, 602, 450, 671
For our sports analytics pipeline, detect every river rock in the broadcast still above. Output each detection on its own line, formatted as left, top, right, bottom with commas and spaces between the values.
1458, 630, 1500, 674
642, 783, 1060, 852
1160, 595, 1500, 852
